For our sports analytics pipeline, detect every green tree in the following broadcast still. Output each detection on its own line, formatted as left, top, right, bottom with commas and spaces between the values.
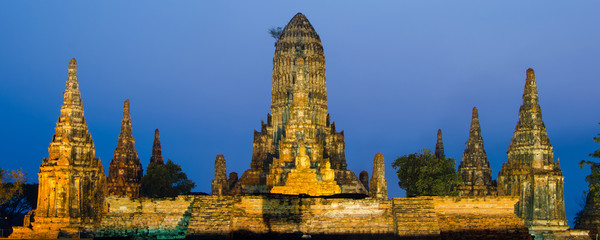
392, 149, 462, 197
574, 124, 600, 226
580, 124, 600, 201
141, 160, 196, 198
0, 183, 37, 229
0, 168, 25, 205
268, 26, 284, 41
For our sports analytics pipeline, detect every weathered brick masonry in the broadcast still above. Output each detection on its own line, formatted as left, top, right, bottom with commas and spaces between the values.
97, 195, 530, 239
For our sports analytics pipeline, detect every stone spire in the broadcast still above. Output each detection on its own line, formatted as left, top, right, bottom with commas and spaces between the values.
150, 129, 164, 165
497, 68, 567, 234
212, 154, 229, 196
107, 99, 143, 198
33, 58, 106, 235
435, 129, 445, 159
369, 153, 388, 199
456, 107, 497, 196
231, 13, 366, 195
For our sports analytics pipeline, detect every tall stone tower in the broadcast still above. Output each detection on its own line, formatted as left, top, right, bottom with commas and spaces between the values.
107, 99, 143, 198
150, 129, 164, 165
212, 154, 229, 196
435, 129, 445, 159
231, 13, 366, 195
457, 107, 497, 196
369, 153, 388, 199
497, 68, 567, 233
27, 58, 106, 237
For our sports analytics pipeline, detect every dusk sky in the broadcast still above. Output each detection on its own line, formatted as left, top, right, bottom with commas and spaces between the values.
1, 1, 599, 225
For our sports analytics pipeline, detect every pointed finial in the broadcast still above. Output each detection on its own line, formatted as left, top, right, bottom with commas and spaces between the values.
526, 68, 535, 81
123, 99, 130, 118
472, 107, 478, 119
68, 58, 77, 74
154, 129, 160, 138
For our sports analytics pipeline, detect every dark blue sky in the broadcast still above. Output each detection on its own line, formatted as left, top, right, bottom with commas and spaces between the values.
1, 1, 599, 226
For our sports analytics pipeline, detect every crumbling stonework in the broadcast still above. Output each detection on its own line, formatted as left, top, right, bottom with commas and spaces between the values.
212, 154, 229, 196
107, 99, 143, 198
149, 129, 164, 165
497, 68, 568, 235
97, 195, 530, 240
457, 107, 497, 196
231, 13, 365, 196
11, 58, 106, 239
96, 196, 195, 239
435, 129, 445, 159
369, 153, 388, 199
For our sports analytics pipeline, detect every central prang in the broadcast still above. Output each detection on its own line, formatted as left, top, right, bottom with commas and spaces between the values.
213, 13, 368, 196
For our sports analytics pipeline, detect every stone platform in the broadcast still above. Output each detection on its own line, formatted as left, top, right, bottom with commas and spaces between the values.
91, 195, 531, 240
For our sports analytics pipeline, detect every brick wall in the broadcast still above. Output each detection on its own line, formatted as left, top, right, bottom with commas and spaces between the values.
96, 195, 531, 239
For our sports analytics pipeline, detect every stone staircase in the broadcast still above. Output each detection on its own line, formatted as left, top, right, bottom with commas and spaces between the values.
393, 197, 441, 238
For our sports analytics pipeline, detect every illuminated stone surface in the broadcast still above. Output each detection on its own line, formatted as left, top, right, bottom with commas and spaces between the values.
97, 195, 531, 239
11, 59, 106, 238
270, 144, 341, 195
456, 107, 497, 196
107, 99, 143, 198
369, 153, 388, 199
497, 68, 569, 234
231, 13, 366, 196
212, 154, 229, 196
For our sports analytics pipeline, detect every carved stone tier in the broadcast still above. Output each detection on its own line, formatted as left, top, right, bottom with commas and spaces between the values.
11, 58, 106, 238
457, 107, 497, 196
231, 13, 366, 195
107, 99, 143, 198
497, 68, 568, 234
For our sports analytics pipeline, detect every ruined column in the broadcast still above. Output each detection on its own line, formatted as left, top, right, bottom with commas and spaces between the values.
435, 129, 445, 159
212, 154, 229, 196
369, 153, 388, 199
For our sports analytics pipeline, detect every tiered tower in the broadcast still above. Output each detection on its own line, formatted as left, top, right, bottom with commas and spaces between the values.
231, 13, 366, 195
150, 129, 164, 165
497, 68, 567, 233
107, 99, 143, 198
457, 107, 497, 196
15, 59, 106, 238
435, 129, 445, 159
369, 153, 388, 199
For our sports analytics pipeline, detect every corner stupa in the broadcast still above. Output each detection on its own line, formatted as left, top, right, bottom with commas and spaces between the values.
497, 68, 568, 234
